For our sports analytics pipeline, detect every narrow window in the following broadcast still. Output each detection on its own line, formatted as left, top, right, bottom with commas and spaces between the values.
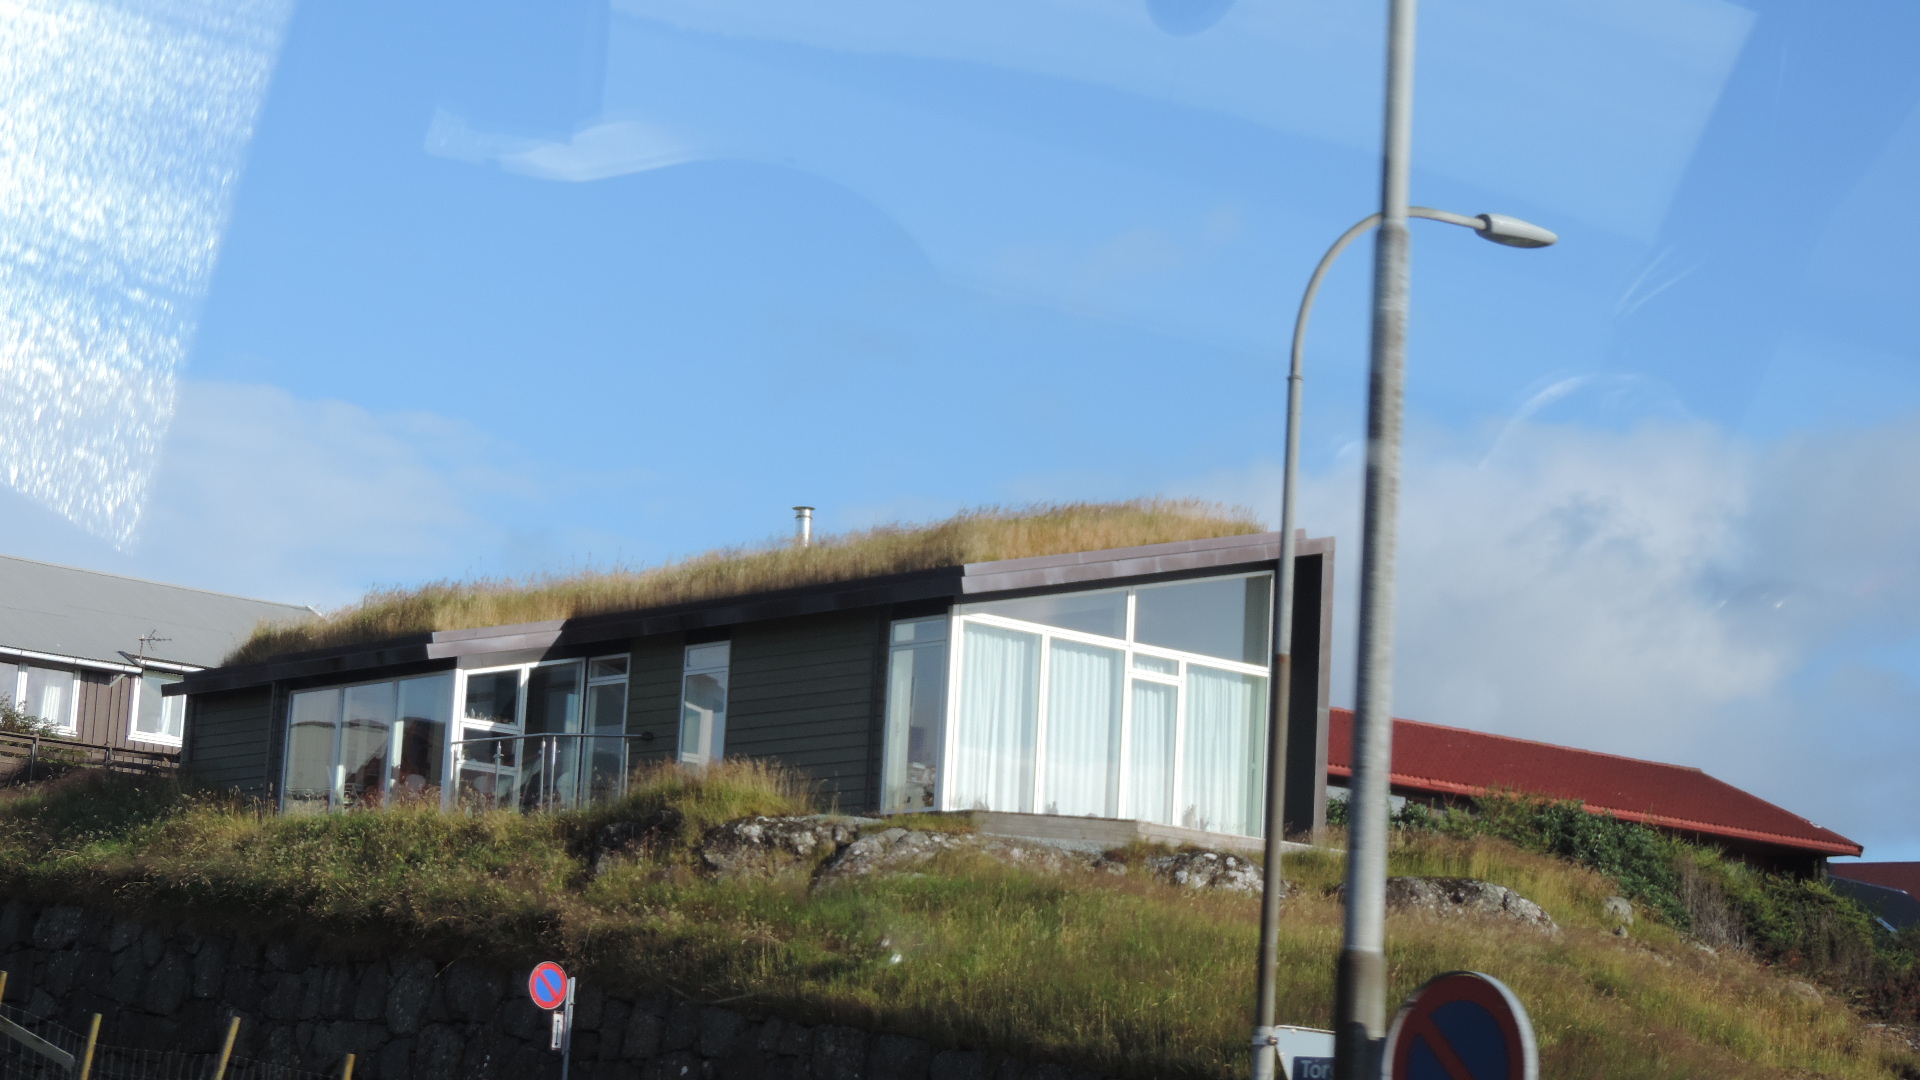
882, 618, 948, 813
134, 672, 185, 743
585, 656, 631, 803
679, 643, 730, 766
1127, 678, 1178, 825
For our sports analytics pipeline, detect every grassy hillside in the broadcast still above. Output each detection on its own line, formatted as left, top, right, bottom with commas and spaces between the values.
226, 500, 1263, 664
0, 768, 1914, 1079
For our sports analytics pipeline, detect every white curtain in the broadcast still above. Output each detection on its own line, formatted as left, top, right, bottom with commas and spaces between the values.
949, 623, 1040, 812
1181, 665, 1267, 836
1043, 640, 1121, 817
1128, 680, 1177, 825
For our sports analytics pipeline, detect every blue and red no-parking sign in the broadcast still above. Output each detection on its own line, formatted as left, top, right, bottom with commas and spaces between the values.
528, 961, 570, 1011
1384, 971, 1538, 1080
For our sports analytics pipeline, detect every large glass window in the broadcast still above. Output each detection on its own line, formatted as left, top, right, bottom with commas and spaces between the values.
940, 571, 1273, 836
948, 623, 1041, 812
1134, 576, 1271, 665
1182, 665, 1266, 836
963, 590, 1127, 639
18, 665, 76, 731
1042, 640, 1122, 817
340, 682, 396, 807
881, 618, 948, 812
521, 661, 585, 810
285, 687, 341, 815
396, 674, 452, 798
457, 667, 523, 808
283, 674, 453, 813
133, 671, 185, 743
679, 643, 730, 766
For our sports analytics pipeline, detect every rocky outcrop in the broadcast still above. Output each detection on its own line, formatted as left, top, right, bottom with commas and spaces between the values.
1337, 877, 1556, 931
699, 815, 874, 878
815, 828, 1083, 885
1143, 851, 1268, 895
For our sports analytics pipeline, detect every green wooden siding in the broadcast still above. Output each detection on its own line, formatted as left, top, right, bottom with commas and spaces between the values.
625, 633, 685, 767
186, 686, 275, 795
728, 611, 883, 812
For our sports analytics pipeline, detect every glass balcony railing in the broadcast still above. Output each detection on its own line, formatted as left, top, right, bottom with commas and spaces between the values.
451, 731, 648, 813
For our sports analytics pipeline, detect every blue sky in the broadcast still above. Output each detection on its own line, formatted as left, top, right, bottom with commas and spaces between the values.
1, 0, 1916, 858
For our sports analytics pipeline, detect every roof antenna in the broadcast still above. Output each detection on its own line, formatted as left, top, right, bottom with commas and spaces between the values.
136, 629, 171, 660
793, 506, 814, 548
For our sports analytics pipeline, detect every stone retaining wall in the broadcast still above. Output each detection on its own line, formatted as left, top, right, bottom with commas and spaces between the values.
0, 899, 1106, 1080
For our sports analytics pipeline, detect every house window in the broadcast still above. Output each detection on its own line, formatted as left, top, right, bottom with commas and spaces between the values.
283, 673, 453, 813
679, 642, 730, 766
942, 571, 1273, 836
14, 664, 77, 732
133, 672, 185, 743
585, 656, 630, 804
450, 655, 630, 810
881, 618, 948, 812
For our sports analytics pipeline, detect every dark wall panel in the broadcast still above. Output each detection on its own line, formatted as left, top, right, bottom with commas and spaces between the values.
1282, 549, 1335, 840
187, 686, 276, 796
626, 633, 684, 767
728, 611, 882, 813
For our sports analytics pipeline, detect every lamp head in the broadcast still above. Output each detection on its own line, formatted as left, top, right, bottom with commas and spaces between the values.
1474, 213, 1557, 248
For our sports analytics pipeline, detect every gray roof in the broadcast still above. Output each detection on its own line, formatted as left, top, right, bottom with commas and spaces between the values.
0, 554, 316, 670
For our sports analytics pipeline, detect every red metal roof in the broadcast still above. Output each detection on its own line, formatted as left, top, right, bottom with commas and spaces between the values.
1828, 862, 1920, 898
1326, 709, 1862, 858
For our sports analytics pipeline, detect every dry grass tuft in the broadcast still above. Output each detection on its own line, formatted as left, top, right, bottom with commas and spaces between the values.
228, 499, 1261, 665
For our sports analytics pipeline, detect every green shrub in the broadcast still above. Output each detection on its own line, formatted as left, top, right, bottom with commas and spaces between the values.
0, 696, 55, 736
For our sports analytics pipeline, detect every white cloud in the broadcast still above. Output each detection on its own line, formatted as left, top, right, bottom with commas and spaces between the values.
1182, 415, 1920, 859
140, 381, 548, 607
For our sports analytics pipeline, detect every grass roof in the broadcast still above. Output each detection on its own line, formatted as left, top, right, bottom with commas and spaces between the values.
227, 499, 1263, 665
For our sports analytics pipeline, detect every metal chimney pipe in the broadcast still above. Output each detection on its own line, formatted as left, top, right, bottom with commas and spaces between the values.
793, 506, 814, 547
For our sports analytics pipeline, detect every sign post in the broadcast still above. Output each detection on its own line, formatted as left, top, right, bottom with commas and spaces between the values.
1382, 971, 1537, 1080
529, 961, 576, 1079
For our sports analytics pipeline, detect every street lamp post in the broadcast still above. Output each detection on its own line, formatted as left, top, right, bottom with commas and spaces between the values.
1249, 206, 1554, 1080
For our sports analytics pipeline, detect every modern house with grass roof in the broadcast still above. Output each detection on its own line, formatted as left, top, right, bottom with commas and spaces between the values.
169, 505, 1339, 844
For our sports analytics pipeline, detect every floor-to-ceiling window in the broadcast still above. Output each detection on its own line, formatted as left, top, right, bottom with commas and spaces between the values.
282, 654, 629, 813
881, 618, 948, 812
283, 673, 452, 813
905, 571, 1271, 836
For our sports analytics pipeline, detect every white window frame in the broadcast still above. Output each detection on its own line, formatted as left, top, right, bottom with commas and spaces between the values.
127, 670, 186, 747
14, 662, 79, 734
678, 642, 731, 766
443, 656, 630, 809
282, 671, 457, 813
881, 617, 951, 814
939, 572, 1272, 828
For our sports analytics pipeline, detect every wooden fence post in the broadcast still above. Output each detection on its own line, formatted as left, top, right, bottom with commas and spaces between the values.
76, 1013, 100, 1079
213, 1015, 241, 1080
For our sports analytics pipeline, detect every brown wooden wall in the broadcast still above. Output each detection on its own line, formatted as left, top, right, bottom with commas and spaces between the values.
73, 670, 136, 748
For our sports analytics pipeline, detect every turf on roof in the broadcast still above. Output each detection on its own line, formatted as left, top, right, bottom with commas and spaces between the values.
227, 500, 1262, 665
